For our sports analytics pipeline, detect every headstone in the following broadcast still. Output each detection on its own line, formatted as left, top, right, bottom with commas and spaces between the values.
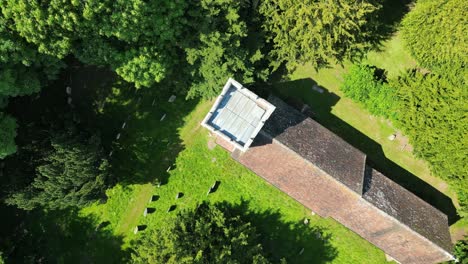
167, 205, 176, 213
121, 122, 126, 129
116, 133, 121, 140
143, 208, 148, 217
151, 99, 156, 106
67, 97, 73, 105
303, 218, 309, 225
312, 85, 324, 94
166, 166, 171, 172
150, 195, 159, 202
176, 192, 183, 199
207, 180, 220, 195
160, 114, 166, 121
133, 226, 138, 234
146, 208, 156, 214
388, 134, 396, 141
299, 248, 304, 255
311, 211, 316, 216
168, 95, 176, 103
66, 86, 72, 95
109, 151, 113, 157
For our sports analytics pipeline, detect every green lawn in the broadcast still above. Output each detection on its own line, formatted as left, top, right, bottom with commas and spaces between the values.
274, 33, 462, 231
74, 77, 388, 263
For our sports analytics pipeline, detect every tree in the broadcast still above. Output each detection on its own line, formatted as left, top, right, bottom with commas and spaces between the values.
0, 112, 17, 159
453, 238, 468, 264
259, 0, 381, 70
131, 202, 270, 263
6, 126, 110, 210
392, 70, 468, 217
401, 0, 467, 76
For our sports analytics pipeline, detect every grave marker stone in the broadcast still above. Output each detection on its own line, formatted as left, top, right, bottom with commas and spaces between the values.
160, 114, 166, 121
176, 192, 183, 199
167, 205, 176, 213
66, 86, 72, 95
299, 248, 304, 255
152, 99, 156, 106
143, 208, 148, 217
116, 133, 121, 140
168, 95, 176, 103
121, 122, 126, 129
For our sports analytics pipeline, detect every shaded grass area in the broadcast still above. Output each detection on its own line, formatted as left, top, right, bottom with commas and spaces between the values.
271, 33, 461, 229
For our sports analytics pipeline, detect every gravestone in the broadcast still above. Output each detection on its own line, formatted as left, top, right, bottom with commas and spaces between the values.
134, 226, 138, 234
147, 208, 156, 214
311, 211, 316, 216
66, 86, 72, 95
207, 181, 220, 195
167, 205, 176, 213
388, 134, 396, 141
150, 195, 159, 202
166, 166, 171, 172
109, 151, 113, 157
299, 248, 304, 255
168, 95, 176, 103
143, 208, 148, 217
303, 218, 309, 225
176, 192, 183, 199
67, 97, 73, 105
152, 99, 156, 106
121, 122, 126, 129
116, 133, 121, 140
160, 114, 166, 121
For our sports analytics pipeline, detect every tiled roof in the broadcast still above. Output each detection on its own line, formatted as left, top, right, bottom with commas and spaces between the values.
363, 166, 453, 252
262, 95, 366, 194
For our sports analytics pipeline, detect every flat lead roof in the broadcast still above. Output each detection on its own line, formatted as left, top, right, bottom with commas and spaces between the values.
202, 78, 275, 151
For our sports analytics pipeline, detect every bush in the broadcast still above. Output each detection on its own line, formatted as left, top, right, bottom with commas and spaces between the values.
341, 64, 396, 119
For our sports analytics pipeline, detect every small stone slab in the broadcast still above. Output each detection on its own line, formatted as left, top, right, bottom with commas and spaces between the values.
160, 114, 166, 121
67, 97, 73, 105
312, 85, 324, 93
167, 205, 176, 213
299, 248, 304, 255
109, 151, 113, 157
66, 86, 72, 95
121, 122, 126, 129
151, 99, 156, 106
175, 192, 183, 199
116, 133, 121, 140
303, 218, 309, 225
143, 208, 148, 217
388, 134, 396, 141
168, 95, 176, 103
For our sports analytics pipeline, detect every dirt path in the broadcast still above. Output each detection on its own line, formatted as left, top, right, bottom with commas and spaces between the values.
116, 183, 154, 235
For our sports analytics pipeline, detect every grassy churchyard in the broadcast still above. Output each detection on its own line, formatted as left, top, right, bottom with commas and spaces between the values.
75, 72, 388, 263
46, 33, 460, 263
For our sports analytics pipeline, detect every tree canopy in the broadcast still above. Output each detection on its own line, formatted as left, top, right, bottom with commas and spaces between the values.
260, 0, 381, 70
0, 112, 16, 159
131, 202, 271, 264
401, 0, 467, 76
6, 126, 110, 210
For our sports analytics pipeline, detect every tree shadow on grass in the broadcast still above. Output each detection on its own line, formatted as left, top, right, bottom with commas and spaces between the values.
251, 78, 459, 225
216, 200, 338, 263
0, 206, 128, 263
61, 62, 199, 186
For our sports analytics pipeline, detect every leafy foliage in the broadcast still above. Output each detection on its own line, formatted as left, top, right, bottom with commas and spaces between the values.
453, 238, 468, 264
341, 64, 396, 118
393, 71, 468, 217
260, 0, 381, 70
131, 202, 270, 263
0, 112, 17, 159
401, 0, 467, 76
6, 126, 110, 210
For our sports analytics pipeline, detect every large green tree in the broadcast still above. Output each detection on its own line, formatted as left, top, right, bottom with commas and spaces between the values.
131, 202, 270, 263
401, 0, 467, 77
393, 70, 468, 216
6, 126, 110, 210
259, 0, 381, 70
